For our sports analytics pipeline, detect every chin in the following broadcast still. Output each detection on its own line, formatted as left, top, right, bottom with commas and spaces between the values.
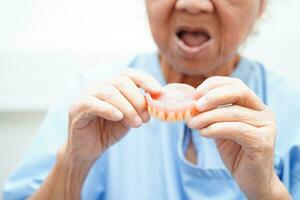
169, 56, 219, 77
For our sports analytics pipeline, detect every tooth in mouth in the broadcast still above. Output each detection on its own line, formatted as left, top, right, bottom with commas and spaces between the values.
146, 83, 199, 122
177, 30, 210, 47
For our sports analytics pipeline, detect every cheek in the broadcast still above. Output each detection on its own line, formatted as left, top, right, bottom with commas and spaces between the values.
146, 0, 175, 49
213, 1, 260, 55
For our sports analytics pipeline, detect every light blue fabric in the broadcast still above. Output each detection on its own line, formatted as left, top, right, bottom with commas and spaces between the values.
3, 52, 300, 199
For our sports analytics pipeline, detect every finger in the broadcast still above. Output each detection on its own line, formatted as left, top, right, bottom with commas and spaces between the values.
112, 75, 150, 122
122, 68, 162, 94
70, 96, 124, 122
187, 105, 267, 130
199, 122, 264, 149
195, 84, 265, 112
95, 85, 143, 128
196, 76, 236, 96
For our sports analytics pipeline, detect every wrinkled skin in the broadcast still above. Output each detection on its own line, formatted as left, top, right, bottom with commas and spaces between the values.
67, 69, 162, 164
145, 0, 266, 76
33, 0, 291, 200
187, 76, 279, 199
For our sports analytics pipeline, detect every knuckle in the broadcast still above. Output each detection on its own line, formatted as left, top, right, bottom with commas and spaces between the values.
114, 75, 132, 89
123, 68, 151, 86
200, 94, 216, 107
121, 68, 136, 76
123, 105, 137, 117
208, 76, 222, 81
122, 68, 145, 79
230, 106, 243, 119
232, 77, 243, 84
68, 105, 77, 120
201, 112, 213, 124
138, 77, 148, 86
97, 85, 116, 100
231, 79, 248, 93
238, 86, 248, 97
202, 94, 213, 103
208, 122, 220, 132
69, 100, 84, 114
260, 107, 277, 128
234, 86, 250, 102
233, 121, 246, 132
100, 106, 112, 117
68, 100, 87, 120
264, 107, 276, 120
82, 81, 107, 96
204, 76, 219, 86
193, 115, 208, 129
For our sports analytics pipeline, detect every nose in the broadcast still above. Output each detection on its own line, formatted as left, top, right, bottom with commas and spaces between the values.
175, 0, 214, 14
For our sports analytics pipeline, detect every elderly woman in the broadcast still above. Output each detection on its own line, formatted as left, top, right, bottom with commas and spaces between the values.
4, 0, 299, 199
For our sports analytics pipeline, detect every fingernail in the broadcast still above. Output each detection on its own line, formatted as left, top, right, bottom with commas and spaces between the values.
133, 116, 143, 127
152, 82, 162, 93
187, 119, 196, 129
195, 98, 206, 109
196, 85, 207, 94
113, 110, 123, 120
196, 86, 203, 93
141, 111, 150, 122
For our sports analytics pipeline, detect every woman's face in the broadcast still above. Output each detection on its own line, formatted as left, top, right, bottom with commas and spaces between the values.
146, 0, 266, 76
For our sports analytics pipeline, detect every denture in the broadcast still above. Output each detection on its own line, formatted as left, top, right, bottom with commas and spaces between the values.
146, 83, 199, 122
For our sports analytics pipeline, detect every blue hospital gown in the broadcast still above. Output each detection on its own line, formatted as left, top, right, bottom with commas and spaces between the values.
3, 52, 300, 199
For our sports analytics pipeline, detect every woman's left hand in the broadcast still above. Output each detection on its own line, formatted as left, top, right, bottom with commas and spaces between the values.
187, 76, 290, 200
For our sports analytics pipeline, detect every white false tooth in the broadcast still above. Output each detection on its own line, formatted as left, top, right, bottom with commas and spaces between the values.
148, 106, 152, 114
184, 110, 192, 120
176, 112, 184, 121
151, 108, 157, 116
167, 112, 176, 121
158, 111, 166, 121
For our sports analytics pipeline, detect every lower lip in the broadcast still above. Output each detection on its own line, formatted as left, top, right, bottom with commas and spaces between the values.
175, 35, 212, 57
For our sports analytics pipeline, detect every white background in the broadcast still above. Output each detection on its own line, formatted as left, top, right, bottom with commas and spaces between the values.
0, 0, 300, 198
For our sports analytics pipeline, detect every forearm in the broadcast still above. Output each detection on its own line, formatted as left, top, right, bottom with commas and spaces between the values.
28, 145, 93, 200
248, 173, 291, 200
267, 176, 291, 200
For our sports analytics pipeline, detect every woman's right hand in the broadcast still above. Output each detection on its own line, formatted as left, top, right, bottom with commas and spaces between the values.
30, 69, 162, 200
64, 68, 162, 166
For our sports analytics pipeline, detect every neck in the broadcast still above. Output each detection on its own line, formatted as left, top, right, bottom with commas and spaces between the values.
160, 54, 240, 88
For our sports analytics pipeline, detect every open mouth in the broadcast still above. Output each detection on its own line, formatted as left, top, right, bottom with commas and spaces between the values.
175, 27, 211, 54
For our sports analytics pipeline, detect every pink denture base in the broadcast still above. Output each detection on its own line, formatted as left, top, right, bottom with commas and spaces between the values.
145, 83, 199, 121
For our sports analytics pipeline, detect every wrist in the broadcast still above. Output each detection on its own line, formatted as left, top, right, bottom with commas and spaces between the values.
28, 143, 94, 200
56, 144, 94, 199
57, 143, 95, 170
257, 172, 291, 200
268, 174, 291, 200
